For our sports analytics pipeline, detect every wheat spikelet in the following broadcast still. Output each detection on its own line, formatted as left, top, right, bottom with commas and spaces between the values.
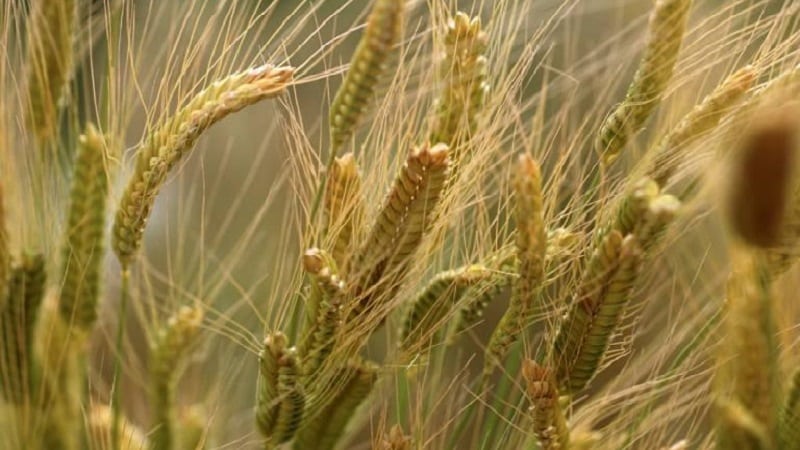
24, 0, 76, 143
329, 0, 404, 151
649, 65, 757, 186
300, 248, 344, 381
293, 360, 377, 450
522, 360, 569, 450
430, 12, 489, 169
150, 306, 204, 450
551, 232, 643, 393
59, 124, 109, 332
0, 254, 46, 404
779, 368, 800, 449
485, 154, 547, 376
325, 153, 364, 273
401, 264, 491, 353
596, 0, 692, 165
112, 65, 293, 265
349, 143, 450, 318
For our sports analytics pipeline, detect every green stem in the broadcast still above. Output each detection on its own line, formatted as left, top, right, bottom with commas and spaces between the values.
111, 267, 129, 450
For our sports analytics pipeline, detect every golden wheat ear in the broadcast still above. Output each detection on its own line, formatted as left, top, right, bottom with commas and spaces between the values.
779, 368, 800, 449
59, 124, 109, 333
522, 360, 570, 450
0, 254, 46, 404
324, 153, 365, 274
550, 232, 642, 393
24, 0, 77, 145
430, 12, 489, 169
256, 332, 306, 448
596, 0, 692, 165
150, 306, 204, 450
294, 359, 378, 450
329, 0, 404, 152
348, 143, 450, 321
649, 65, 757, 187
484, 154, 547, 378
112, 65, 293, 265
86, 404, 150, 450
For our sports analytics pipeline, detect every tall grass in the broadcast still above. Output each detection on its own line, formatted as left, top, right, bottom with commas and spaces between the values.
1, 0, 799, 449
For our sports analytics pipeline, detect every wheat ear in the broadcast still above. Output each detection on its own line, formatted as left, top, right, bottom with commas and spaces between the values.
550, 232, 642, 393
256, 332, 305, 448
24, 0, 76, 143
522, 360, 570, 450
596, 0, 692, 165
649, 65, 757, 186
300, 248, 344, 382
349, 143, 450, 319
430, 12, 489, 168
59, 124, 108, 332
0, 254, 46, 404
779, 368, 800, 449
86, 404, 149, 450
150, 306, 204, 450
294, 360, 377, 450
325, 153, 365, 273
401, 264, 491, 354
376, 424, 412, 450
329, 0, 404, 151
112, 65, 293, 265
485, 154, 547, 377
716, 254, 780, 449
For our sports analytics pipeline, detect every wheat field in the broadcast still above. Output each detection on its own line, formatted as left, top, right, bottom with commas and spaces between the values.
1, 0, 799, 449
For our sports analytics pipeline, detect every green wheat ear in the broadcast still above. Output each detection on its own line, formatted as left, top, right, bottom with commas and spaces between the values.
522, 360, 570, 450
485, 154, 547, 378
24, 0, 76, 145
112, 65, 293, 265
349, 143, 450, 321
59, 123, 109, 332
256, 332, 305, 448
0, 254, 46, 404
779, 368, 800, 449
430, 11, 489, 168
293, 359, 378, 450
150, 306, 204, 450
550, 232, 642, 393
329, 0, 404, 151
597, 0, 692, 165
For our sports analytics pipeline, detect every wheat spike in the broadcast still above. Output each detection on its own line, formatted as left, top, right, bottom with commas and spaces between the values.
551, 232, 643, 393
716, 254, 779, 449
430, 12, 489, 169
597, 0, 692, 165
779, 368, 800, 449
329, 0, 404, 151
150, 306, 204, 450
59, 124, 109, 332
294, 360, 377, 450
256, 332, 305, 447
349, 143, 450, 319
485, 155, 547, 376
24, 0, 76, 143
401, 264, 491, 353
325, 153, 364, 274
649, 65, 757, 186
0, 254, 46, 404
522, 360, 570, 450
112, 65, 293, 265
